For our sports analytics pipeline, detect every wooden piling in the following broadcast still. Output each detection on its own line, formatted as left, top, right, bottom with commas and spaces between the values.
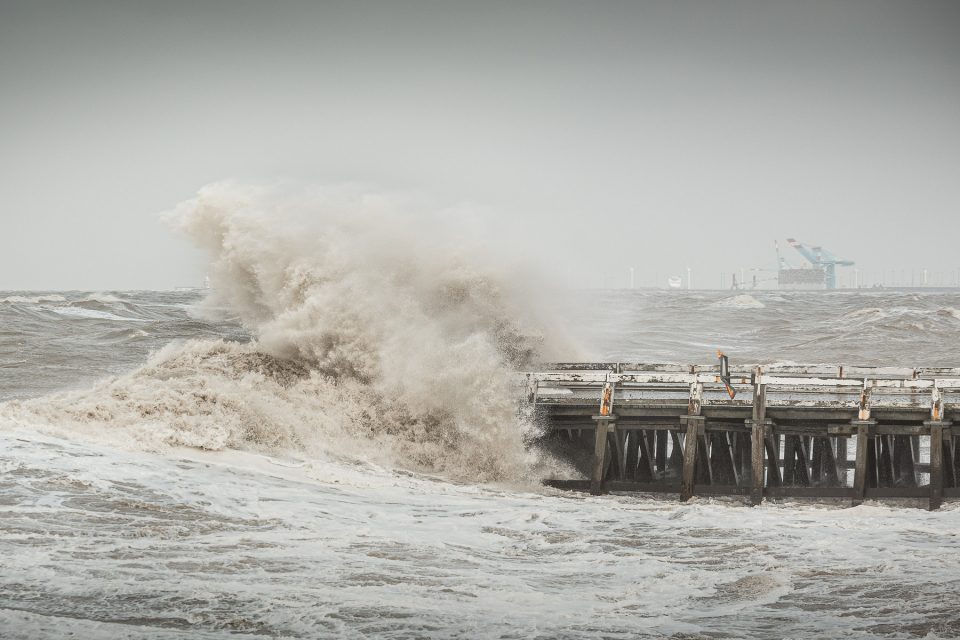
852, 421, 874, 506
590, 415, 614, 495
944, 439, 955, 489
765, 433, 782, 486
679, 382, 704, 502
836, 437, 848, 487
710, 432, 739, 486
680, 416, 703, 501
928, 421, 945, 510
655, 430, 667, 476
749, 379, 767, 506
893, 435, 917, 487
734, 432, 750, 481
878, 435, 895, 487
637, 431, 655, 481
668, 431, 684, 477
612, 431, 627, 480
750, 420, 765, 506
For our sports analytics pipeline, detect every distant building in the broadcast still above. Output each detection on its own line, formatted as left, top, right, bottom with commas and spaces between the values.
778, 267, 826, 290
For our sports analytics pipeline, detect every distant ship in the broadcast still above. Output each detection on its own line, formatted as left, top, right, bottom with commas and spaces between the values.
667, 276, 683, 289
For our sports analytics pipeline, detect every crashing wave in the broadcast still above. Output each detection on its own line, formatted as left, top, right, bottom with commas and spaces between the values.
1, 183, 572, 483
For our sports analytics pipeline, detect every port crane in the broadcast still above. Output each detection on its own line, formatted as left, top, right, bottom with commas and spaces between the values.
785, 238, 854, 289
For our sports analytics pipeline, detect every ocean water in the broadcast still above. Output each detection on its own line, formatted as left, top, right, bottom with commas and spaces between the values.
4, 288, 960, 639
3, 187, 960, 638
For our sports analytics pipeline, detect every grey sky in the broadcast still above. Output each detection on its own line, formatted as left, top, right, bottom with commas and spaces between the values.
2, 0, 958, 290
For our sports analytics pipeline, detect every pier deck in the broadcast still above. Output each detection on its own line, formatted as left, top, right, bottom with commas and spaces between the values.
528, 362, 960, 509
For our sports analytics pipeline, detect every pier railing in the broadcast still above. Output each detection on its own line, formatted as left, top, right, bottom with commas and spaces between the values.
528, 363, 960, 509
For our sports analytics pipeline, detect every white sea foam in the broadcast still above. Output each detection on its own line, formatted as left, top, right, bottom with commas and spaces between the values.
3, 426, 959, 638
0, 294, 67, 304
939, 307, 960, 321
710, 294, 766, 309
50, 306, 146, 322
77, 293, 126, 304
841, 306, 885, 320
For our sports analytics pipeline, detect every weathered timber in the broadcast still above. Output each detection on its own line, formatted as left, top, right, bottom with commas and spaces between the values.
655, 430, 667, 474
943, 437, 955, 489
750, 419, 765, 506
710, 432, 739, 486
637, 431, 655, 481
749, 377, 767, 506
851, 421, 874, 506
591, 415, 615, 495
668, 431, 684, 477
928, 421, 948, 510
680, 416, 703, 501
623, 431, 639, 481
765, 433, 783, 487
531, 362, 960, 507
609, 429, 627, 480
893, 435, 917, 487
813, 437, 841, 486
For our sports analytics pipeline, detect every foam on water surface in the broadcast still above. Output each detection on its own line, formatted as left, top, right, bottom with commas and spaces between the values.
50, 306, 149, 322
710, 293, 766, 309
3, 427, 960, 639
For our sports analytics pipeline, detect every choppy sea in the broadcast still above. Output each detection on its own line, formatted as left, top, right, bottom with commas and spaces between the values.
3, 288, 960, 639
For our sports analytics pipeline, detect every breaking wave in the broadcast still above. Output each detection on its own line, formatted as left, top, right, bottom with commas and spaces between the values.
838, 305, 960, 332
0, 294, 67, 304
710, 294, 766, 309
50, 306, 148, 322
1, 183, 572, 482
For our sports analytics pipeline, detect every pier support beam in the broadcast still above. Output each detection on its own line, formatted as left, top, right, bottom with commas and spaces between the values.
927, 421, 950, 511
655, 430, 667, 477
679, 382, 704, 502
810, 436, 840, 487
680, 416, 705, 501
710, 432, 738, 486
590, 415, 616, 495
750, 420, 766, 505
749, 377, 767, 506
837, 437, 848, 486
637, 431, 655, 481
852, 420, 875, 506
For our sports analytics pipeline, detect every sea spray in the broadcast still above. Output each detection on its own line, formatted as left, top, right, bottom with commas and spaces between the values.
1, 183, 575, 482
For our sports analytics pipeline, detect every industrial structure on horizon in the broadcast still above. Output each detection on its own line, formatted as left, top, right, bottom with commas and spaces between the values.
776, 238, 854, 290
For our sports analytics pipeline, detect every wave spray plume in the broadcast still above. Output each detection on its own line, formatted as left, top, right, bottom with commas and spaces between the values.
3, 183, 571, 482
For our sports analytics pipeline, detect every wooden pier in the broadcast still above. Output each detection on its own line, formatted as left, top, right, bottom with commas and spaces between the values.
528, 361, 960, 509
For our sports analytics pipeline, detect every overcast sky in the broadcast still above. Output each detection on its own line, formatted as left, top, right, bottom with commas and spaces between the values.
1, 0, 958, 290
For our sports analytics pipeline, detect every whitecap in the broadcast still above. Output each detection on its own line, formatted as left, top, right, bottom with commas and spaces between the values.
710, 294, 766, 309
1, 294, 67, 304
51, 307, 147, 322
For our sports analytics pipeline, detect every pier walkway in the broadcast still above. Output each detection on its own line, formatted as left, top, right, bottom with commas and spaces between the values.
528, 361, 960, 509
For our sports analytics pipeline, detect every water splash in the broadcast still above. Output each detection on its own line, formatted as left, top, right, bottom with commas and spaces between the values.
2, 183, 573, 483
